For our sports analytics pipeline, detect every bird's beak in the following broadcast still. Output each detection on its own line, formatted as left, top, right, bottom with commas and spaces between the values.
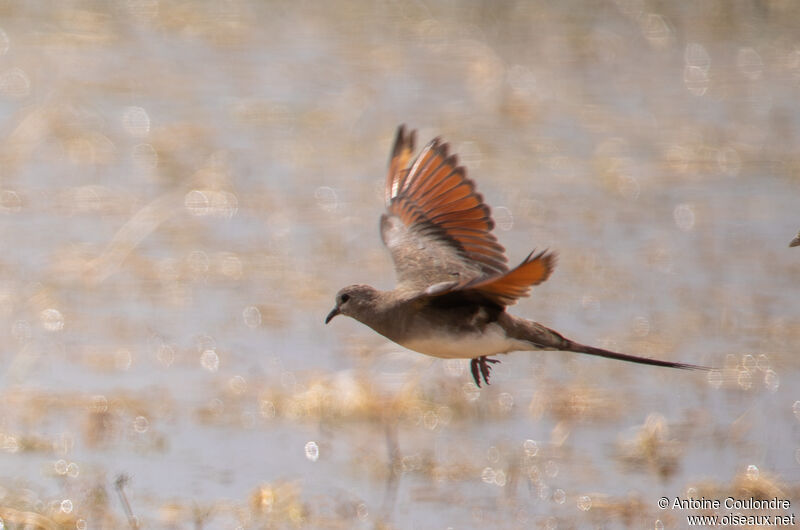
325, 306, 340, 324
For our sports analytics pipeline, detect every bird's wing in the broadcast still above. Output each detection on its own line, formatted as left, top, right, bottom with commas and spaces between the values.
454, 250, 557, 306
381, 125, 508, 292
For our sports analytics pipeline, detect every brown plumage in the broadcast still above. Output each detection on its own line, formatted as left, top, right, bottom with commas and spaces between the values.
327, 125, 710, 387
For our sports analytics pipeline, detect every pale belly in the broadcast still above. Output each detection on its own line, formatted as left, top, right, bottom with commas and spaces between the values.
398, 323, 533, 359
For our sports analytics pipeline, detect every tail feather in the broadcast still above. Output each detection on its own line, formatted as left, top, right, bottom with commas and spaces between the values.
501, 314, 711, 371
561, 339, 710, 371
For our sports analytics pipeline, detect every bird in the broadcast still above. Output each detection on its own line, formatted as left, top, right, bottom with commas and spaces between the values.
326, 125, 710, 387
790, 231, 800, 247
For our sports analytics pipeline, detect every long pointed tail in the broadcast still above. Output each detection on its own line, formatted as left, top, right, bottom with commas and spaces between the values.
501, 314, 711, 371
561, 339, 710, 371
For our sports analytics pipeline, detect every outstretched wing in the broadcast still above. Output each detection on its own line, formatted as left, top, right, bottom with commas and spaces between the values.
381, 125, 508, 292
455, 249, 557, 306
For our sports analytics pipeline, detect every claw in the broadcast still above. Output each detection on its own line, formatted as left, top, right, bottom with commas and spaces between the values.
479, 357, 500, 385
470, 358, 482, 388
470, 356, 500, 387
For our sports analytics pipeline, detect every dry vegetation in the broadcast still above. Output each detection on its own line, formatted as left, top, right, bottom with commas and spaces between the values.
0, 0, 798, 528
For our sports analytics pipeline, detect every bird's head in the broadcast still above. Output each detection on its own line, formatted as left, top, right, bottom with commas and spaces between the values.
325, 284, 381, 324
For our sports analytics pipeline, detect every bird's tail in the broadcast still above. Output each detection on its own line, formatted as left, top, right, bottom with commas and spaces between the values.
501, 313, 710, 371
559, 338, 710, 371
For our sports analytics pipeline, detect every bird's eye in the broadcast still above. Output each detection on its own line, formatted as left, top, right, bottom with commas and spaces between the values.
340, 293, 350, 304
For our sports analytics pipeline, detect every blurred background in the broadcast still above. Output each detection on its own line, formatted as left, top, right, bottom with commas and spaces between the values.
0, 0, 798, 528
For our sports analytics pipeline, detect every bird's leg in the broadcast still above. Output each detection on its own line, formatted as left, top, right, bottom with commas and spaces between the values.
470, 358, 481, 387
479, 356, 500, 385
470, 356, 500, 387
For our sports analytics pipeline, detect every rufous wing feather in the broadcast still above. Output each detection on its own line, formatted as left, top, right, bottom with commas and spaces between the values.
462, 250, 557, 306
385, 125, 416, 204
384, 126, 508, 278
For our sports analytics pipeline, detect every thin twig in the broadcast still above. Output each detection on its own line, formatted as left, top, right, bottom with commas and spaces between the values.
114, 474, 139, 529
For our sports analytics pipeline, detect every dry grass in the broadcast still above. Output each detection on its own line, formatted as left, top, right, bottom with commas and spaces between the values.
0, 0, 798, 527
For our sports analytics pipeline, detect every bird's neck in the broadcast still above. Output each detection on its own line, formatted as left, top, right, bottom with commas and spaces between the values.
352, 290, 412, 342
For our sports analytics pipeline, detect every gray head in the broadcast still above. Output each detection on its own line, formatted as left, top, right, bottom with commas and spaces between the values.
325, 284, 381, 324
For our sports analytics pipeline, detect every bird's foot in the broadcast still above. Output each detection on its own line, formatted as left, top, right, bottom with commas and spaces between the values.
470, 356, 500, 388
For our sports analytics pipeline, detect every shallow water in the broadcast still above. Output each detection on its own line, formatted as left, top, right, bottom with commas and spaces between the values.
0, 1, 798, 528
